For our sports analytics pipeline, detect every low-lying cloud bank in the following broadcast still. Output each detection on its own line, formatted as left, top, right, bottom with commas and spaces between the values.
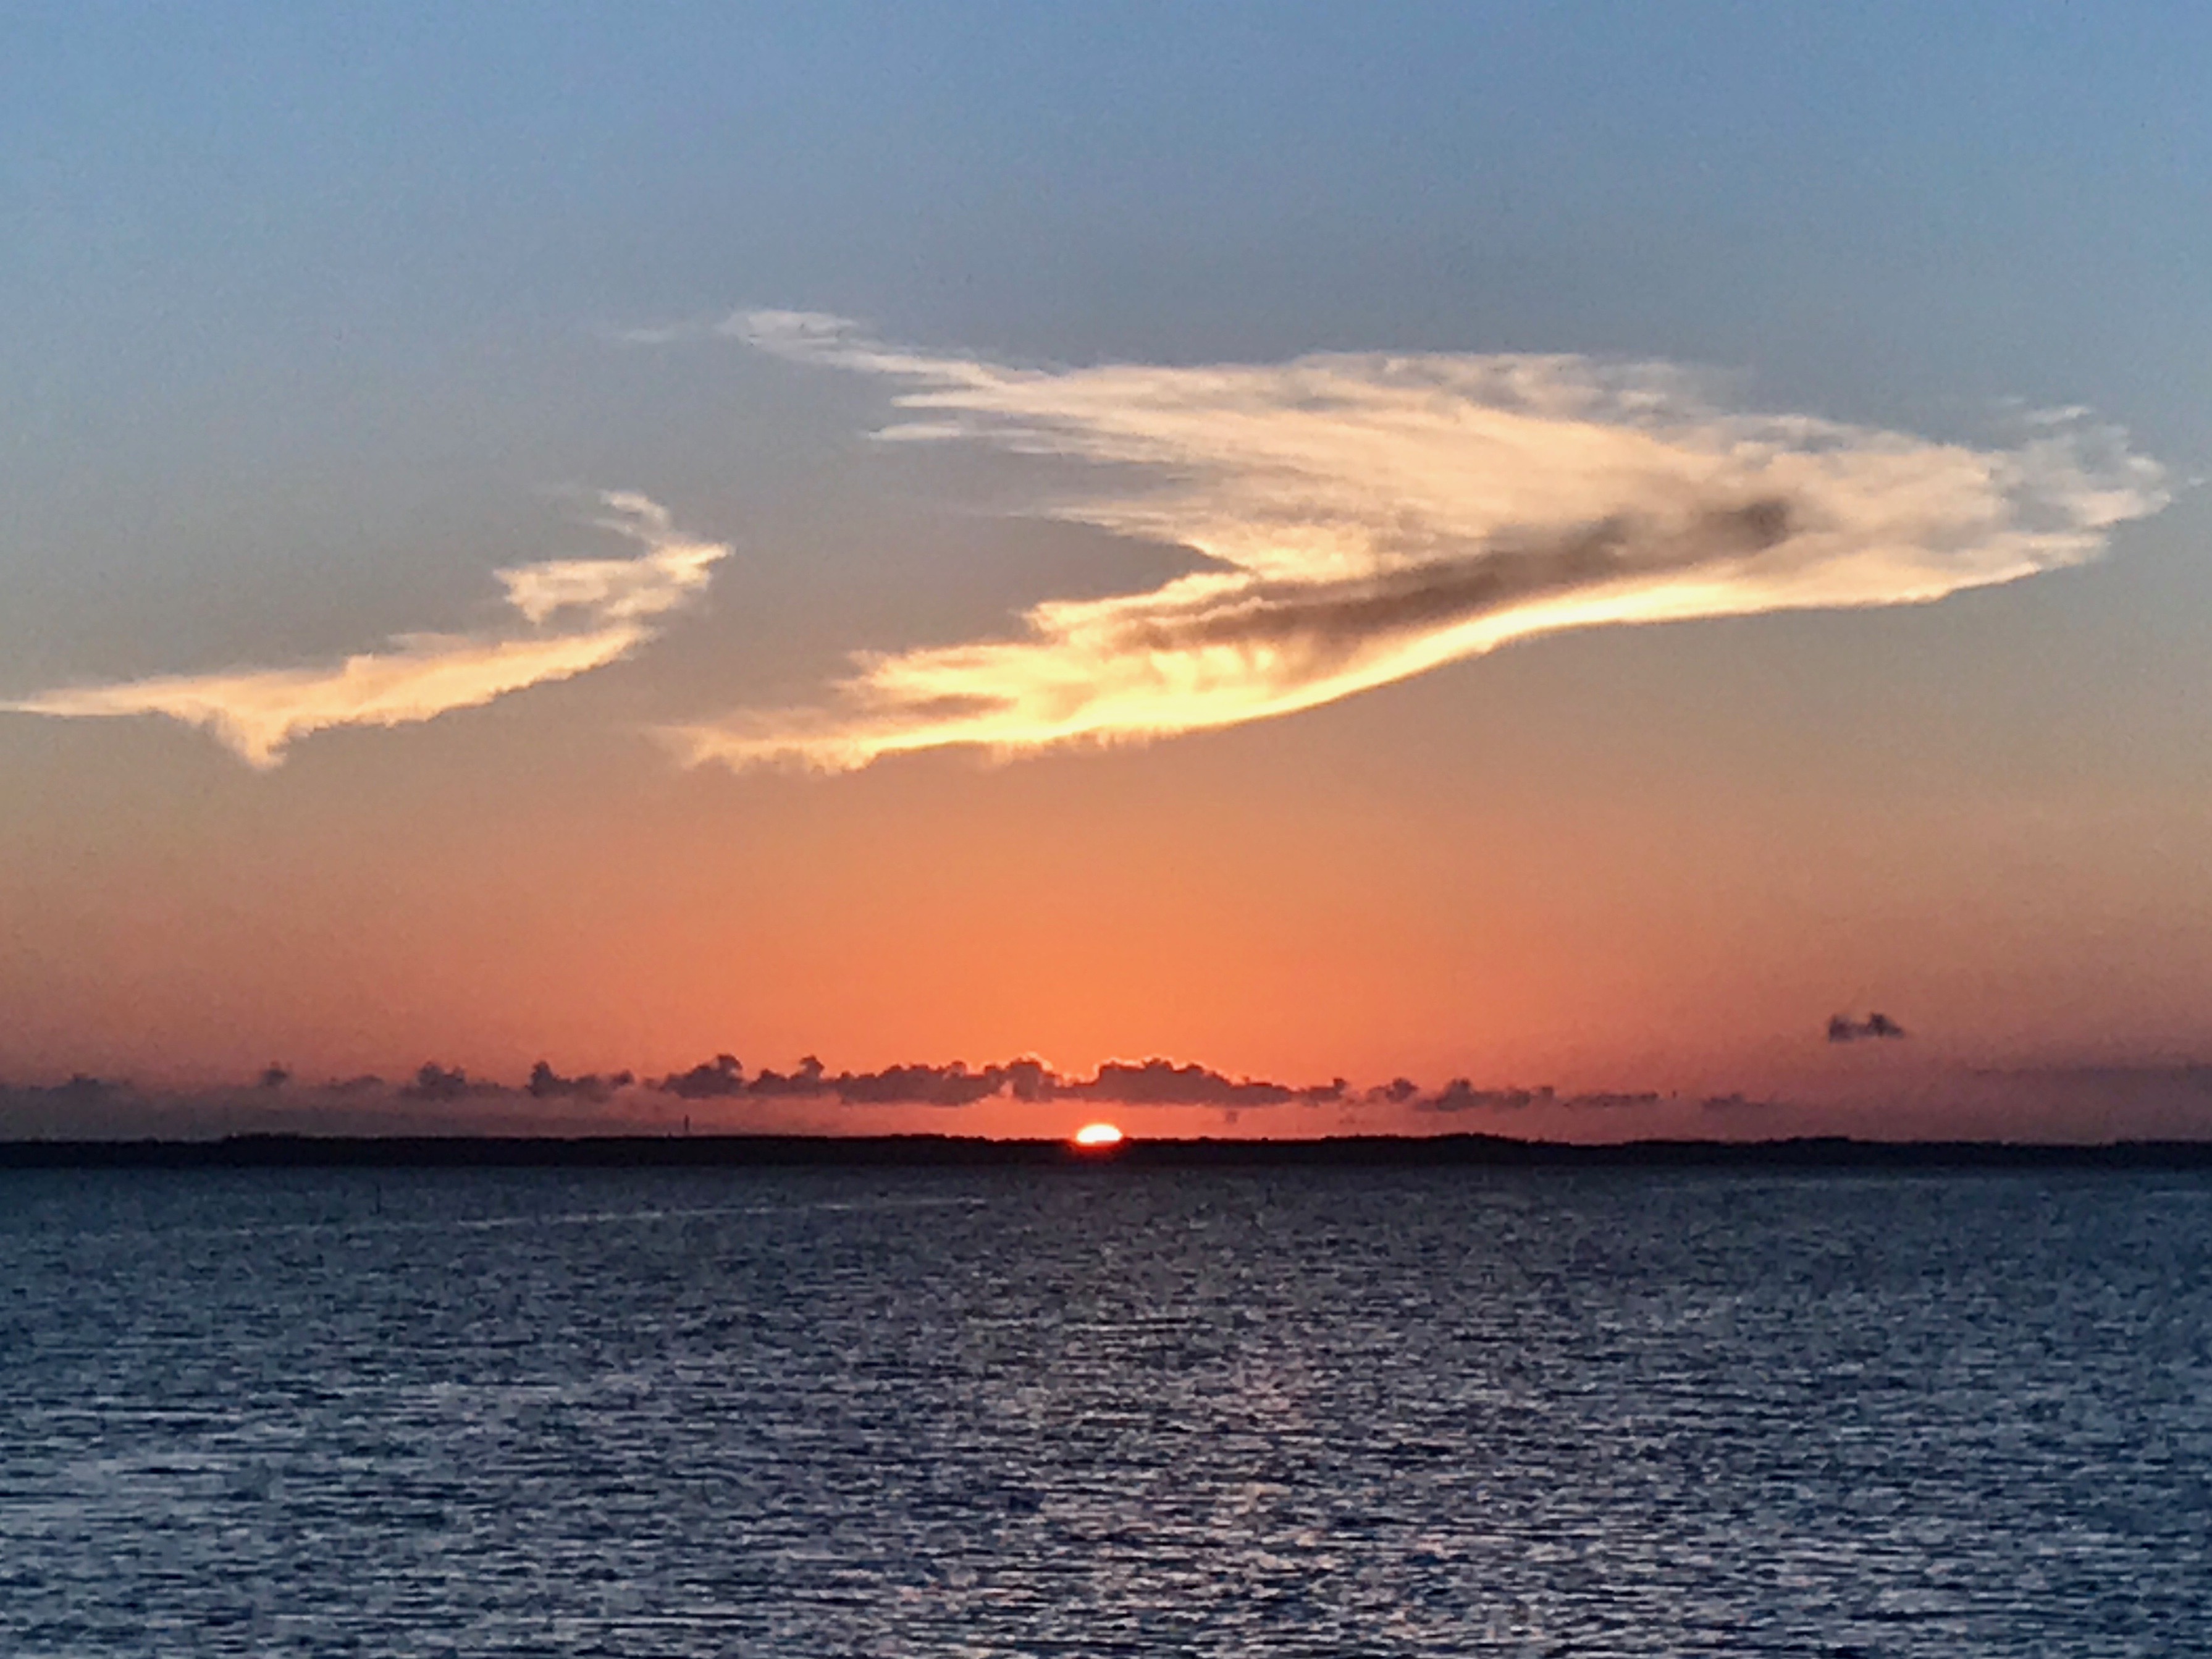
21, 1054, 2212, 1140
0, 1054, 1751, 1121
650, 1054, 1356, 1107
7, 494, 726, 767
668, 311, 2168, 772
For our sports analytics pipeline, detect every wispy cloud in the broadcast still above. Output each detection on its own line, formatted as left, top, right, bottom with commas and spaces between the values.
7, 493, 726, 768
668, 312, 2169, 772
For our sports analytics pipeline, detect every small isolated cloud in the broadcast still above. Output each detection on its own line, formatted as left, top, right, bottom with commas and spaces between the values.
1699, 1092, 1775, 1114
1419, 1081, 1554, 1113
1415, 1081, 1663, 1113
667, 312, 2168, 772
7, 493, 726, 767
1828, 1013, 1908, 1043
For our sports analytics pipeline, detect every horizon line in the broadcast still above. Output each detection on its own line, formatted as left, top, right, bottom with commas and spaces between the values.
5, 1130, 2211, 1167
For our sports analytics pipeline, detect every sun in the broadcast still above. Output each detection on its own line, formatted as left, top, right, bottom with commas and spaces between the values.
1072, 1121, 1125, 1148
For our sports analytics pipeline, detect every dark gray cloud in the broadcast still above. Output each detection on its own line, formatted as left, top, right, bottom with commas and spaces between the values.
400, 1062, 504, 1102
526, 1062, 634, 1103
826, 1062, 1014, 1107
0, 1055, 1694, 1118
647, 1053, 1344, 1108
643, 1055, 1662, 1113
1828, 1013, 1907, 1043
745, 1056, 830, 1097
1699, 1092, 1777, 1113
2, 1073, 119, 1107
1056, 1060, 1345, 1107
1419, 1081, 1548, 1113
1119, 502, 1795, 667
654, 1054, 747, 1099
0, 1053, 1775, 1133
1415, 1082, 1663, 1113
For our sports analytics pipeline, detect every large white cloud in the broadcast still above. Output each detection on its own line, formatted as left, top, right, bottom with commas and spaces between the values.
667, 313, 2168, 773
9, 493, 725, 768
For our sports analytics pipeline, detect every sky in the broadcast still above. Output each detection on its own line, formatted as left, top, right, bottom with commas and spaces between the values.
5, 3, 2211, 1140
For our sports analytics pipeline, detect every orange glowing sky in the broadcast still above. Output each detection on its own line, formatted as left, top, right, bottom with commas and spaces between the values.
5, 9, 2212, 1141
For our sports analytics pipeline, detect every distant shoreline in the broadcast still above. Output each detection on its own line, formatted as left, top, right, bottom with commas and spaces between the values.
4, 1134, 2211, 1171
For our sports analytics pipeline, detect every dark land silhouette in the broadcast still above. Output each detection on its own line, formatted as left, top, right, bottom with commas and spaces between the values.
4, 1133, 2210, 1171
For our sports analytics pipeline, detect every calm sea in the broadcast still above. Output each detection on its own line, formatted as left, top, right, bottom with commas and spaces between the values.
3, 1166, 2208, 1655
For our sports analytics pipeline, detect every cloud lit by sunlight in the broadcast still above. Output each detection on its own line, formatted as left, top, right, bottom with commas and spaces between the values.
667, 312, 2169, 773
8, 494, 726, 768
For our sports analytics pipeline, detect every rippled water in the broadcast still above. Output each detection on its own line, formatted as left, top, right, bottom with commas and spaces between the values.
4, 1166, 2210, 1654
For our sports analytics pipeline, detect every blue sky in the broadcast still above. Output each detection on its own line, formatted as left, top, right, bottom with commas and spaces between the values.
13, 1, 2205, 742
11, 4, 2208, 429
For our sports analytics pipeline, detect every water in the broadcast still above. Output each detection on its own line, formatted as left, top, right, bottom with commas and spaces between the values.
3, 1166, 2209, 1655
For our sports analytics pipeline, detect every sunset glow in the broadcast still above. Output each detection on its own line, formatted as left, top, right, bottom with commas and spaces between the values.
9, 14, 2212, 1656
2, 7, 2208, 1149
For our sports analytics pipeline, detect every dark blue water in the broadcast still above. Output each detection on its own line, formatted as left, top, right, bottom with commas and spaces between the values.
3, 1167, 2208, 1655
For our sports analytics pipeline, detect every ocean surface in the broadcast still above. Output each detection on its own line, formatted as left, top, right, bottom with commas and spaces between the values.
3, 1165, 2208, 1655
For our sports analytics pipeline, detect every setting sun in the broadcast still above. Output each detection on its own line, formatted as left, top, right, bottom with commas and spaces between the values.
1072, 1122, 1125, 1148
